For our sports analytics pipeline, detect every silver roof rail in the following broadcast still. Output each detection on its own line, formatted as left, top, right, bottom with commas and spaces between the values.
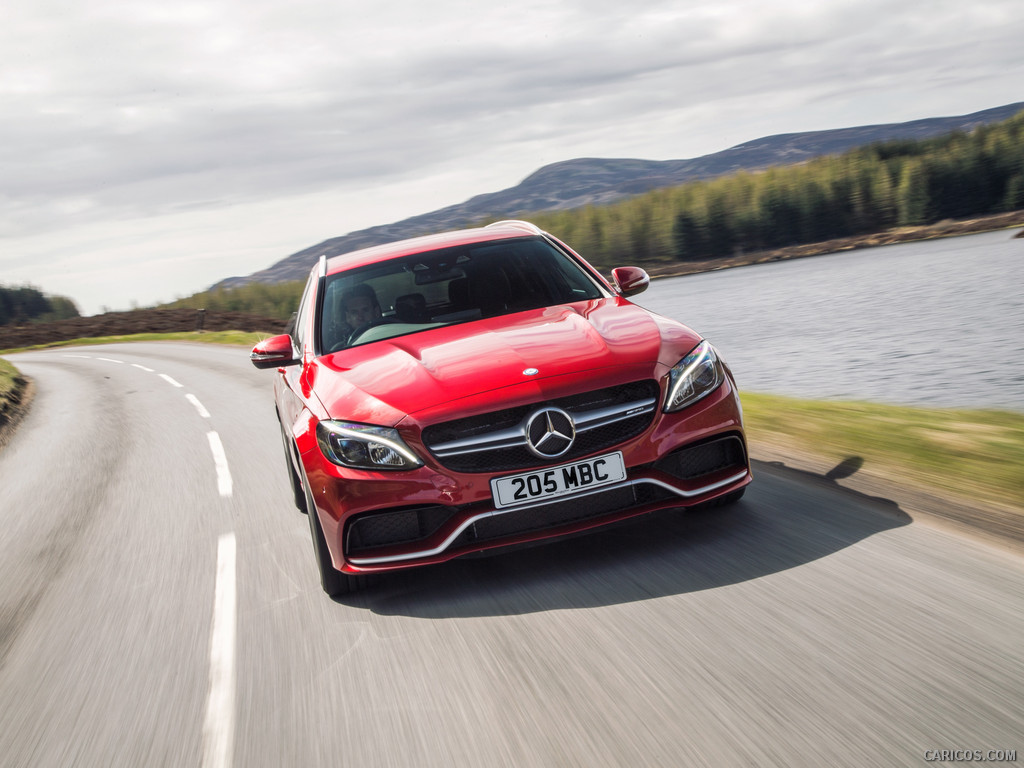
485, 220, 542, 235
318, 254, 327, 277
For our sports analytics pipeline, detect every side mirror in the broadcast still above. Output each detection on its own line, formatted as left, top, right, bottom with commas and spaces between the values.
611, 266, 650, 297
250, 334, 299, 369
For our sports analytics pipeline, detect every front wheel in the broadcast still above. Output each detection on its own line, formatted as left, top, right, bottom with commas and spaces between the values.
278, 417, 306, 513
302, 475, 365, 596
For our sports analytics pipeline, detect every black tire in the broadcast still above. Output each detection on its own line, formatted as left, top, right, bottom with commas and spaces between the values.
278, 418, 307, 513
302, 474, 365, 596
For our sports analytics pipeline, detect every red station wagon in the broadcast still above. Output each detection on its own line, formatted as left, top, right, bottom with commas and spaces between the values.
251, 220, 751, 595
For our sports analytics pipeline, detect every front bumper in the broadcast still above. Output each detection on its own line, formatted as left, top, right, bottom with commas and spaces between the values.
348, 461, 749, 566
303, 376, 750, 574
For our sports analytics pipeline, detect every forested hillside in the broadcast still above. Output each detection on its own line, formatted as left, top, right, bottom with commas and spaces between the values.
213, 102, 1024, 289
0, 285, 80, 326
163, 281, 304, 318
529, 111, 1024, 266
168, 108, 1024, 317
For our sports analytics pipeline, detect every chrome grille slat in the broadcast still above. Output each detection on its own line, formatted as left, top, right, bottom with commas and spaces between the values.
574, 398, 656, 432
429, 396, 655, 457
422, 381, 661, 473
431, 427, 525, 457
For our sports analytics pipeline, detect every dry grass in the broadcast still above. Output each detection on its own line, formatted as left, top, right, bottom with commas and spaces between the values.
741, 392, 1024, 512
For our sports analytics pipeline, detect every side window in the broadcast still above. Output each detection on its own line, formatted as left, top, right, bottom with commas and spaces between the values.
292, 273, 316, 348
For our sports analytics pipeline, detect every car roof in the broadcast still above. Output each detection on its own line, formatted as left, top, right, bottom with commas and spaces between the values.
324, 221, 544, 276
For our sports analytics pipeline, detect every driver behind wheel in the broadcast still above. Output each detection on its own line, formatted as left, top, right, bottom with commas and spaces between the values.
324, 282, 383, 351
343, 283, 381, 329
339, 283, 384, 347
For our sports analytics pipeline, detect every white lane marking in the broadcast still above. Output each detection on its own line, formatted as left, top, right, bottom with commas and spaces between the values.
131, 363, 155, 372
97, 357, 123, 364
207, 432, 233, 497
159, 373, 184, 388
187, 394, 212, 419
63, 354, 92, 359
201, 532, 236, 768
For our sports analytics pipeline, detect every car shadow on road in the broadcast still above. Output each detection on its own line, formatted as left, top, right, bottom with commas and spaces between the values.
342, 457, 911, 618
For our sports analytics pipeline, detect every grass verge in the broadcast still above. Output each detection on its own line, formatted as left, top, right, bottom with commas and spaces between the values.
0, 357, 21, 402
0, 330, 271, 355
741, 392, 1024, 514
0, 357, 29, 442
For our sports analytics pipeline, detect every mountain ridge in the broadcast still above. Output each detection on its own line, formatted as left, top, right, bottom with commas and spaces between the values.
212, 101, 1024, 290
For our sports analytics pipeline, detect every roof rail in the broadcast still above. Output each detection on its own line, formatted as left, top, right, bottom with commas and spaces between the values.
485, 220, 542, 235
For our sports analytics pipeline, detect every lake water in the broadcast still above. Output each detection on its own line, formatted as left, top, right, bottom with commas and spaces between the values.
632, 228, 1024, 411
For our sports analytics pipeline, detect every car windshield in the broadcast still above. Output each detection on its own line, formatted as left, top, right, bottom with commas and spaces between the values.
319, 235, 607, 353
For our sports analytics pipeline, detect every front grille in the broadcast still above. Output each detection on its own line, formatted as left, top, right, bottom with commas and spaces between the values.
422, 380, 660, 473
653, 435, 746, 480
346, 505, 459, 554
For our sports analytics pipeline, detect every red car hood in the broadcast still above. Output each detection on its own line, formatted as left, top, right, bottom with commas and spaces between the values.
314, 298, 700, 424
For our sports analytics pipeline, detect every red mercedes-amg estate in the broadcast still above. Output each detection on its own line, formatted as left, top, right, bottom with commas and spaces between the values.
251, 220, 751, 595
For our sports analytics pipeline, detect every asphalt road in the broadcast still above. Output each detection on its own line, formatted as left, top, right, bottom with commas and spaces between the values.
1, 343, 1021, 767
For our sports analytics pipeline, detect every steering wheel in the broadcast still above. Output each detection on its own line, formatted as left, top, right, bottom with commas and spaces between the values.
325, 321, 354, 353
346, 317, 398, 346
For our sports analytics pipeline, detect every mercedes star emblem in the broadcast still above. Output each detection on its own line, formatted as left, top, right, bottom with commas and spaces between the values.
524, 407, 576, 458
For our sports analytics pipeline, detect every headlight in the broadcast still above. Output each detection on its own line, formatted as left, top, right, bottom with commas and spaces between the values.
316, 421, 423, 470
664, 340, 724, 412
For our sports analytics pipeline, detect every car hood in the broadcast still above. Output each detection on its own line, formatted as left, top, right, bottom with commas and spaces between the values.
313, 298, 701, 424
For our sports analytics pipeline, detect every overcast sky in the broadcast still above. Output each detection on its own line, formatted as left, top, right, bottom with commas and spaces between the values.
2, 0, 1022, 316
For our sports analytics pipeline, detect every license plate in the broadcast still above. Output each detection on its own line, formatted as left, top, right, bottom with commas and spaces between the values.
490, 452, 626, 509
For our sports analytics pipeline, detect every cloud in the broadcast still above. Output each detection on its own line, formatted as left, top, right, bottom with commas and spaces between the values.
2, 0, 1023, 314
